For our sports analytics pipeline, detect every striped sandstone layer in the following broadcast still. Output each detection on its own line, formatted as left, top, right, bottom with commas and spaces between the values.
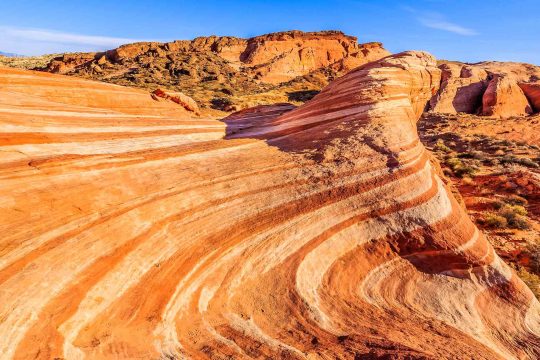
1, 51, 540, 360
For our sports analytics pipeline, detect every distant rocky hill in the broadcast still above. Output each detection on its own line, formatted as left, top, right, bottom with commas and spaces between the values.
0, 53, 59, 70
39, 30, 390, 111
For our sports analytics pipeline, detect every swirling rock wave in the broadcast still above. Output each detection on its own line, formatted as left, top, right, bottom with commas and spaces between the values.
1, 52, 539, 359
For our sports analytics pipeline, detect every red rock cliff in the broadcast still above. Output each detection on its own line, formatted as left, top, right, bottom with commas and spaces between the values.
45, 30, 390, 85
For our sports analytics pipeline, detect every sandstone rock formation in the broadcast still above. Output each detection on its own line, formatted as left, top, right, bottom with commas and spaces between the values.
239, 31, 388, 83
520, 82, 540, 112
429, 63, 488, 114
46, 31, 389, 85
430, 61, 540, 118
38, 31, 390, 111
1, 51, 540, 359
151, 88, 200, 114
481, 74, 533, 118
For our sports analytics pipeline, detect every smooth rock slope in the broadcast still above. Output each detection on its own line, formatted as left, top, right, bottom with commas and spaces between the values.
1, 52, 540, 359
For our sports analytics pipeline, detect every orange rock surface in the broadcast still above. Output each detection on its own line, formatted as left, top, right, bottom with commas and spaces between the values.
151, 88, 200, 114
429, 63, 488, 114
46, 30, 390, 85
1, 51, 540, 360
520, 82, 540, 112
481, 75, 533, 118
241, 31, 389, 83
430, 61, 540, 118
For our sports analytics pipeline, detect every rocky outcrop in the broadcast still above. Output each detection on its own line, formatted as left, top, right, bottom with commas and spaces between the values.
430, 61, 540, 118
520, 82, 540, 112
481, 75, 533, 118
240, 31, 389, 83
46, 31, 389, 84
41, 31, 390, 111
151, 88, 200, 114
1, 53, 540, 359
429, 63, 488, 114
46, 52, 97, 74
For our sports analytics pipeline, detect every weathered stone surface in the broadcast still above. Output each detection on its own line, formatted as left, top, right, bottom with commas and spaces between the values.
520, 82, 540, 112
151, 88, 200, 114
41, 31, 390, 111
1, 53, 540, 359
430, 63, 488, 114
45, 31, 389, 84
481, 75, 533, 118
240, 31, 389, 83
430, 61, 540, 118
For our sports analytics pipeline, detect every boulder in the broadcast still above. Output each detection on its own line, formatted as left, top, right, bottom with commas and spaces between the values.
481, 75, 533, 118
151, 88, 200, 114
519, 82, 540, 112
430, 63, 488, 114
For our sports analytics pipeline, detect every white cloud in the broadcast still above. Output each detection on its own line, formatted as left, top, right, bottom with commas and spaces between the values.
0, 26, 158, 55
2, 26, 146, 47
402, 8, 478, 36
418, 17, 478, 36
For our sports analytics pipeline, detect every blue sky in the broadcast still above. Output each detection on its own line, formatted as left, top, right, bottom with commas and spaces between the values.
1, 0, 538, 64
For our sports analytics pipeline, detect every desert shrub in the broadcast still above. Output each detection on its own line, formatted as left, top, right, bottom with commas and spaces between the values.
507, 205, 527, 216
483, 213, 508, 228
528, 244, 540, 274
287, 90, 319, 102
454, 165, 477, 178
511, 215, 532, 230
210, 97, 234, 111
504, 194, 528, 206
500, 155, 539, 168
483, 203, 531, 230
444, 156, 477, 177
516, 267, 540, 299
518, 158, 539, 168
457, 151, 485, 160
221, 88, 234, 95
445, 157, 461, 167
434, 139, 452, 153
497, 205, 530, 229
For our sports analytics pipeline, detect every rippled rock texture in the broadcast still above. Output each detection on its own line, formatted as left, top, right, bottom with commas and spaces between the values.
1, 52, 540, 359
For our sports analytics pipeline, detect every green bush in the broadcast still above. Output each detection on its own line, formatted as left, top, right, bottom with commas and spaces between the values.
505, 194, 528, 206
499, 155, 539, 168
444, 156, 477, 177
486, 204, 531, 230
434, 139, 452, 153
484, 213, 508, 228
